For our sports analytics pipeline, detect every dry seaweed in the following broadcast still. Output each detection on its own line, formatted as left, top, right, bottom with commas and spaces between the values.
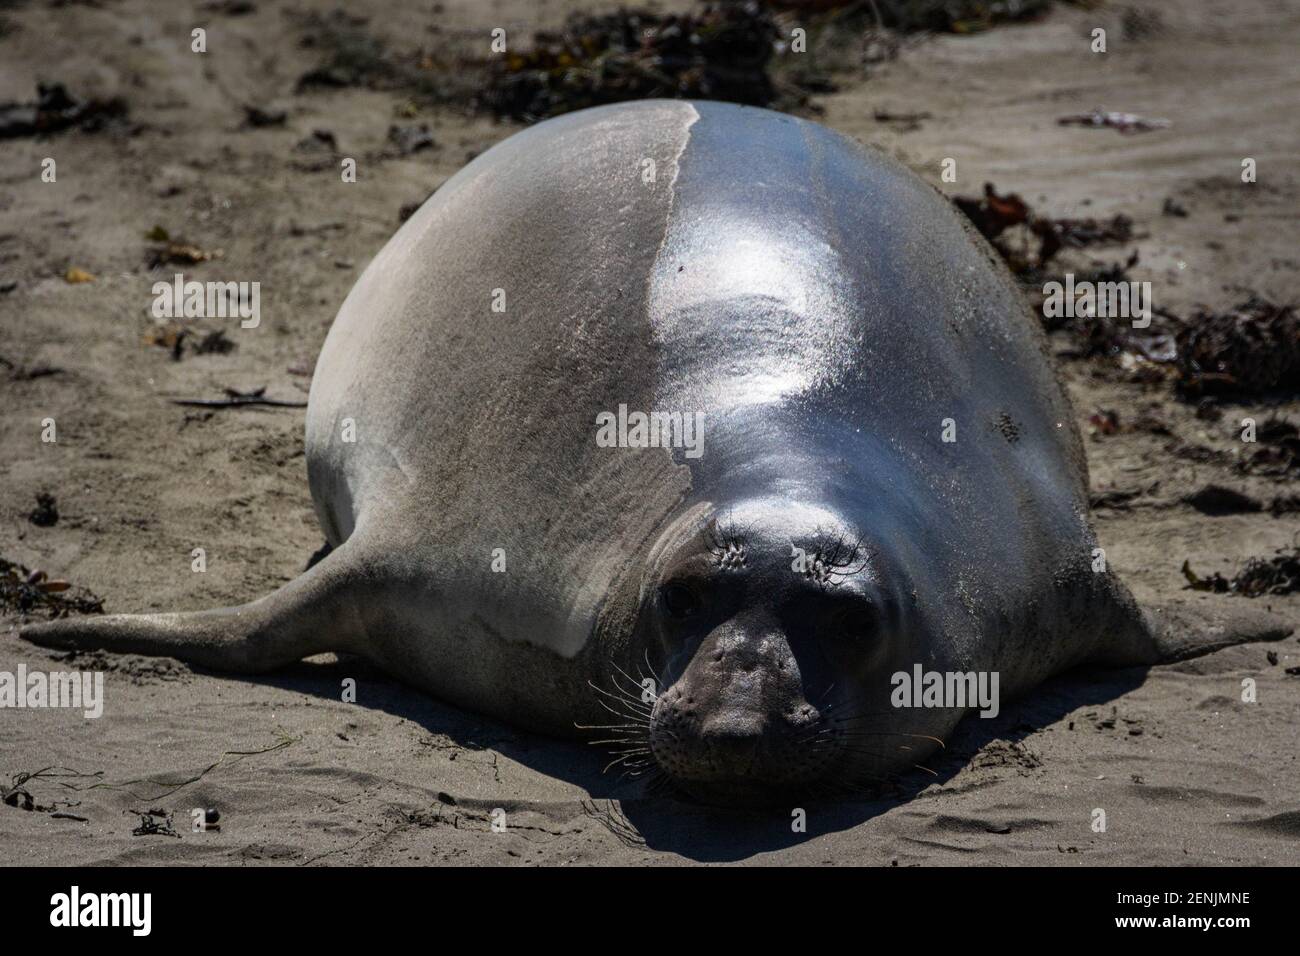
1032, 252, 1156, 349
2, 769, 85, 816
478, 4, 786, 122
952, 189, 1296, 405
0, 82, 129, 139
1173, 297, 1300, 399
0, 556, 103, 618
144, 321, 187, 361
1270, 495, 1300, 516
0, 354, 63, 380
193, 328, 236, 355
169, 385, 307, 409
771, 0, 1055, 35
1239, 416, 1300, 478
128, 808, 181, 838
953, 182, 1032, 242
1038, 289, 1299, 404
388, 123, 436, 155
868, 0, 1054, 33
144, 322, 235, 360
28, 492, 58, 527
297, 11, 407, 91
144, 226, 222, 268
1183, 546, 1300, 598
953, 183, 1135, 274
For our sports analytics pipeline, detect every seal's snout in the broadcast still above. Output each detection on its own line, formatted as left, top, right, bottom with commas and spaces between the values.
648, 677, 833, 805
647, 617, 838, 804
633, 500, 894, 805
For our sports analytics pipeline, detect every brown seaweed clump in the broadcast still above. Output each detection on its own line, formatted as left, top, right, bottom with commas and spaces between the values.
1183, 546, 1300, 598
478, 4, 784, 122
868, 0, 1055, 33
953, 182, 1134, 275
0, 82, 129, 139
1240, 417, 1300, 478
0, 557, 103, 619
1174, 298, 1300, 399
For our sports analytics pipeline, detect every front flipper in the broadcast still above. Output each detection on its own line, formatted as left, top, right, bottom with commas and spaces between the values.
17, 541, 369, 673
1090, 586, 1293, 667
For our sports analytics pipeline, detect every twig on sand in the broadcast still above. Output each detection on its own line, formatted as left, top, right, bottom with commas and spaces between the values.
169, 385, 307, 409
1058, 108, 1170, 134
15, 732, 302, 803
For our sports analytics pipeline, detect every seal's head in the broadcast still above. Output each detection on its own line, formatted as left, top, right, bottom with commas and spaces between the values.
631, 498, 938, 806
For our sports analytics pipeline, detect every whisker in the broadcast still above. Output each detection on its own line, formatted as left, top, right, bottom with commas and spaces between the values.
586, 680, 651, 713
604, 753, 654, 774
587, 738, 649, 747
590, 743, 650, 759
608, 763, 652, 776
594, 698, 652, 724
574, 719, 648, 730
610, 660, 653, 701
619, 763, 660, 781
643, 648, 663, 687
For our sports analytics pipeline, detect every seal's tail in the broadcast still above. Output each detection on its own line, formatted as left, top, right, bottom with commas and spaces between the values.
17, 543, 364, 673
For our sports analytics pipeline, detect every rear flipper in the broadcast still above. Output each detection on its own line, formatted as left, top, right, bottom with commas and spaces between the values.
1091, 589, 1294, 667
1137, 600, 1293, 663
18, 543, 367, 673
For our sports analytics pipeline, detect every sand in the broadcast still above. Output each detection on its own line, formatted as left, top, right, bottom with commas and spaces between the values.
1, 0, 1297, 865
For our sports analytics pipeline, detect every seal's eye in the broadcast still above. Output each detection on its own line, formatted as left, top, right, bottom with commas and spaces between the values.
826, 604, 877, 643
660, 582, 701, 620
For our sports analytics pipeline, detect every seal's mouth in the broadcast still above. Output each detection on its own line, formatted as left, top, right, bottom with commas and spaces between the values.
578, 662, 853, 806
644, 683, 851, 805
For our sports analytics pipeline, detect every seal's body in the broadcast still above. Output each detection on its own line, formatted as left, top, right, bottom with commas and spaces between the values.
23, 101, 1287, 805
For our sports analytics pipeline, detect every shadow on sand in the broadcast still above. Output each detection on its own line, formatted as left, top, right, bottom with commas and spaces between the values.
235, 654, 1150, 862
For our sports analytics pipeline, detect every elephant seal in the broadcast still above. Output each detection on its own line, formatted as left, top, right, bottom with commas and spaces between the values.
21, 100, 1289, 806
